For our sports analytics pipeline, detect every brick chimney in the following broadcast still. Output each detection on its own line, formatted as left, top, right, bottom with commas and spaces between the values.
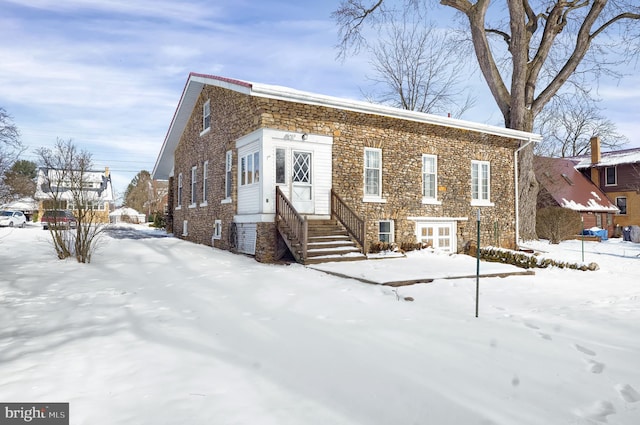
590, 136, 601, 185
590, 136, 601, 164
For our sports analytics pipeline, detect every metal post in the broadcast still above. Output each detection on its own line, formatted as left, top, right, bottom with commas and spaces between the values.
476, 209, 481, 318
581, 216, 585, 263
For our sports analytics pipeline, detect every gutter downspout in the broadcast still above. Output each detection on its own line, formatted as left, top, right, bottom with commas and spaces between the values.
514, 137, 536, 248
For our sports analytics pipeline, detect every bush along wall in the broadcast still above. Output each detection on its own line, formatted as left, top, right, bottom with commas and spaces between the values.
479, 247, 599, 271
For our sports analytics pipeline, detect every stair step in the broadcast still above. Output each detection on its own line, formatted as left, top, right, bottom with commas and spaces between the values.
304, 253, 367, 265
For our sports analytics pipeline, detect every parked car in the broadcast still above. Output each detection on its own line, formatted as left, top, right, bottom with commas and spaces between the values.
41, 210, 77, 230
0, 210, 27, 228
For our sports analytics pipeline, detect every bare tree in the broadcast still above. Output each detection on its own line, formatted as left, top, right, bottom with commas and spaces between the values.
363, 11, 475, 116
333, 0, 640, 240
535, 91, 628, 157
0, 107, 24, 202
36, 139, 106, 263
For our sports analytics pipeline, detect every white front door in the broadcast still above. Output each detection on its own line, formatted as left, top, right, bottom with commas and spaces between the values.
291, 151, 313, 214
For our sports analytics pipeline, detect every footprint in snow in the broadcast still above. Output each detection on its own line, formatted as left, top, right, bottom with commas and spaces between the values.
575, 344, 597, 356
615, 384, 640, 403
574, 400, 615, 423
538, 332, 552, 341
524, 321, 540, 330
584, 359, 605, 374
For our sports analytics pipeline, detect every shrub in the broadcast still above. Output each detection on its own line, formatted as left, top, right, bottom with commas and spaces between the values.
536, 207, 582, 244
152, 211, 166, 229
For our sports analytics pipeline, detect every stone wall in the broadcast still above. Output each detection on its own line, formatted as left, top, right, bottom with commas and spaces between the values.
171, 84, 520, 261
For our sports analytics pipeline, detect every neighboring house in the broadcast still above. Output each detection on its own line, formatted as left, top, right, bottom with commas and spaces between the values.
35, 167, 114, 223
572, 137, 640, 230
534, 156, 618, 235
152, 73, 541, 263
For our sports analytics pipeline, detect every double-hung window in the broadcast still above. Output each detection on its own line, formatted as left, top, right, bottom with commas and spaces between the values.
422, 154, 439, 203
177, 173, 183, 208
471, 160, 491, 205
202, 100, 211, 133
202, 161, 208, 205
364, 148, 383, 201
379, 220, 394, 243
605, 166, 617, 186
224, 150, 232, 201
190, 166, 197, 207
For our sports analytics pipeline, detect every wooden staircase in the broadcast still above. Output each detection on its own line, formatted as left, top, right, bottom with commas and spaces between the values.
304, 220, 366, 264
275, 187, 367, 265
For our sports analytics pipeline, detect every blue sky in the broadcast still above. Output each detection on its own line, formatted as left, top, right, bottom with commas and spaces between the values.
2, 0, 639, 200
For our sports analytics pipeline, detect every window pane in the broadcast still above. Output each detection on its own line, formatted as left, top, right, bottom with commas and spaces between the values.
247, 154, 253, 184
276, 149, 285, 184
365, 169, 379, 195
241, 157, 246, 186
606, 167, 616, 185
379, 221, 391, 233
254, 152, 260, 183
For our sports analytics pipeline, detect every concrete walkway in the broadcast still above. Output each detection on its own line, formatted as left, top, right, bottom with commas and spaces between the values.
308, 251, 534, 286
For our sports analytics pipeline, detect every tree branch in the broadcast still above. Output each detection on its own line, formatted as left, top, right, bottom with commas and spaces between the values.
332, 0, 385, 58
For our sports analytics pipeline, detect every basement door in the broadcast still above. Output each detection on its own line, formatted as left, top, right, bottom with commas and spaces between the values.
417, 222, 455, 252
291, 151, 313, 214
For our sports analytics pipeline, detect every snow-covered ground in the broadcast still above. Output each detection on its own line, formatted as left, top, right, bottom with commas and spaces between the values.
1, 224, 639, 425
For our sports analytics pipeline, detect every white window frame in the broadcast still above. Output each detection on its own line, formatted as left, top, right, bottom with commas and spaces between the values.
239, 151, 260, 186
223, 150, 232, 203
605, 166, 617, 186
201, 100, 211, 135
471, 160, 493, 206
201, 161, 208, 206
378, 220, 394, 243
364, 147, 385, 202
190, 165, 197, 207
213, 219, 222, 240
422, 154, 441, 204
176, 173, 183, 209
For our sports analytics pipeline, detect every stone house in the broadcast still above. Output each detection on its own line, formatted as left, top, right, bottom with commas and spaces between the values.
572, 137, 640, 233
152, 73, 541, 263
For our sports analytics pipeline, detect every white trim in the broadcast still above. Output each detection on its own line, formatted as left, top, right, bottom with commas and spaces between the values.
363, 197, 387, 203
213, 219, 222, 240
408, 216, 469, 222
234, 213, 275, 223
422, 199, 442, 205
471, 160, 491, 203
471, 201, 495, 207
378, 219, 394, 243
364, 147, 382, 199
422, 154, 438, 201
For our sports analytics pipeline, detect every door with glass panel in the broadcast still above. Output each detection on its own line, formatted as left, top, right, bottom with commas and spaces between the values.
417, 222, 455, 252
291, 151, 313, 214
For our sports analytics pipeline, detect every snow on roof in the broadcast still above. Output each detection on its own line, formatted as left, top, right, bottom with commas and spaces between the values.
573, 147, 640, 168
152, 72, 542, 180
535, 156, 618, 213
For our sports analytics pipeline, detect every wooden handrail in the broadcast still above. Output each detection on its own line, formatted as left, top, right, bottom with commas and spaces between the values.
331, 189, 365, 252
275, 186, 308, 260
